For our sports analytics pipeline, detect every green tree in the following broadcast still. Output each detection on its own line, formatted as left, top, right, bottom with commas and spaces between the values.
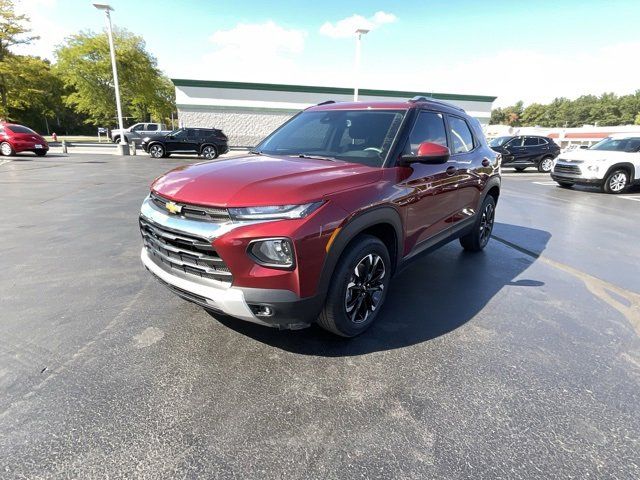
55, 29, 175, 127
520, 103, 549, 126
490, 107, 507, 125
0, 0, 38, 117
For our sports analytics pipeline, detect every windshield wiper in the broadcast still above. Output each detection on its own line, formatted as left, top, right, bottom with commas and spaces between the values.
296, 153, 337, 162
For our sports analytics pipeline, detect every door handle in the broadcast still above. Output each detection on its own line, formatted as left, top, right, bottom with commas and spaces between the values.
482, 158, 490, 167
446, 166, 456, 176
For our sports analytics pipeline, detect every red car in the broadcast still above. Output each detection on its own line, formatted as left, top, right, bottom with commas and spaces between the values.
139, 97, 501, 336
0, 123, 49, 156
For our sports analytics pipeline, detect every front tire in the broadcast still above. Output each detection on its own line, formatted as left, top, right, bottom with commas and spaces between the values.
602, 169, 629, 194
538, 156, 554, 173
514, 167, 526, 172
34, 150, 47, 157
148, 144, 165, 159
1, 142, 15, 156
317, 235, 391, 337
556, 182, 573, 189
459, 195, 496, 252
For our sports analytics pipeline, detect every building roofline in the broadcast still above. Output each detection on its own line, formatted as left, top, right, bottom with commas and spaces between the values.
171, 78, 497, 103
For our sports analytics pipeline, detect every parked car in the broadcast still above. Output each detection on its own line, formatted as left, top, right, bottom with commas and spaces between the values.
0, 123, 49, 156
110, 122, 171, 145
489, 135, 560, 172
551, 134, 640, 193
138, 97, 500, 336
141, 127, 229, 159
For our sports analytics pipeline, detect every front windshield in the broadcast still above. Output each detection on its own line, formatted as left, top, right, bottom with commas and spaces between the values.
489, 136, 511, 147
589, 137, 640, 152
255, 109, 407, 167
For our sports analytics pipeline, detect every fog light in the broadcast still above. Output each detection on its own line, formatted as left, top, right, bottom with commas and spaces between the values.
248, 238, 294, 268
249, 304, 274, 317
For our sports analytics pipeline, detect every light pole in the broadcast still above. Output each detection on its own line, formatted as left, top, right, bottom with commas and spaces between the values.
93, 3, 129, 155
353, 28, 369, 101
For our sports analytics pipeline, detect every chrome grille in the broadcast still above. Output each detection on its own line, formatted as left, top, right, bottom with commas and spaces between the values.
140, 216, 232, 285
554, 164, 581, 175
150, 192, 230, 222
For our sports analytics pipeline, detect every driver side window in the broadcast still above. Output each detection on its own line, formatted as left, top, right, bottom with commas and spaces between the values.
404, 111, 447, 154
506, 137, 522, 148
173, 129, 188, 140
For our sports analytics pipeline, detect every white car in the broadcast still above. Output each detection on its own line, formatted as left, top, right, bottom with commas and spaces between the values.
551, 134, 640, 194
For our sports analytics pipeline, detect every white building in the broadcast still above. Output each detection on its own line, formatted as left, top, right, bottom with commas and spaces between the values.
173, 79, 496, 147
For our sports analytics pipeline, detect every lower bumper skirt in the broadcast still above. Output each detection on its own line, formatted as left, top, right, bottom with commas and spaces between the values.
141, 248, 320, 329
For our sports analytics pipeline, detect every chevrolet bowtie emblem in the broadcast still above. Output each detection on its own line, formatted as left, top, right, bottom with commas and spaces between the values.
165, 201, 182, 214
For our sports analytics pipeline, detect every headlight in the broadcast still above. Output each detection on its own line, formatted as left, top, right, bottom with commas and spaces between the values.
248, 238, 294, 268
229, 202, 322, 220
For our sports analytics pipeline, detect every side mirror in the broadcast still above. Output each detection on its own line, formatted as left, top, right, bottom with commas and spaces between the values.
400, 142, 451, 165
579, 145, 589, 149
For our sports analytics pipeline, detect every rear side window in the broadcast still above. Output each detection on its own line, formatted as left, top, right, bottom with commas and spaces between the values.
448, 116, 474, 154
404, 111, 447, 154
146, 124, 158, 131
524, 137, 540, 146
7, 125, 36, 134
186, 129, 197, 140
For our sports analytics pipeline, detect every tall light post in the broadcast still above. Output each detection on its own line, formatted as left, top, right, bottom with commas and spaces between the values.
353, 28, 369, 101
93, 3, 129, 155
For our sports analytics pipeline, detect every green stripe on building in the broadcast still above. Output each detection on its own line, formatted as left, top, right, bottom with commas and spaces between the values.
171, 79, 496, 103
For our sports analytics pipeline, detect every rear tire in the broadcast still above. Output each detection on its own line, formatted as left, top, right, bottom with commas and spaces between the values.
602, 169, 629, 194
459, 195, 496, 252
148, 144, 165, 159
1, 142, 15, 156
538, 156, 554, 173
514, 167, 526, 172
317, 235, 391, 337
201, 145, 218, 160
556, 182, 573, 188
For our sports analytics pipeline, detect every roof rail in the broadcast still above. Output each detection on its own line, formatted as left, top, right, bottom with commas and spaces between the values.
408, 95, 465, 112
316, 100, 336, 106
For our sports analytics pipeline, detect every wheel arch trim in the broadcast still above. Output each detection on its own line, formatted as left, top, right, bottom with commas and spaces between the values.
315, 205, 404, 298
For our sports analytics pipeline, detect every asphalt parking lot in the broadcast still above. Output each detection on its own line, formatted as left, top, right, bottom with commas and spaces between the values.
1, 153, 639, 479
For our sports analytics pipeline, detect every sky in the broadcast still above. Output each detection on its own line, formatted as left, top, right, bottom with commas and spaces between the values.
14, 0, 640, 107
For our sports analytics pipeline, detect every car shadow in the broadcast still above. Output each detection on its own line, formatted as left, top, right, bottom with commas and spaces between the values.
210, 223, 551, 356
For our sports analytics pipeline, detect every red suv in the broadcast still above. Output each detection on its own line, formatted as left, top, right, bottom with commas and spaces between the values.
0, 123, 49, 156
139, 97, 500, 336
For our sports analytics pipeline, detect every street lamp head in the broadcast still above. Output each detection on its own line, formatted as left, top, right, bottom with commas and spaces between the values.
93, 3, 113, 11
355, 28, 370, 35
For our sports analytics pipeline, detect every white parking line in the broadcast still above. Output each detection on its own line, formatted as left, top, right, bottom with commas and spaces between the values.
532, 181, 558, 186
620, 196, 640, 202
0, 159, 11, 167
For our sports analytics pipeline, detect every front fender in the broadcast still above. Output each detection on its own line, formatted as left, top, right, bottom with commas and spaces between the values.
315, 206, 404, 298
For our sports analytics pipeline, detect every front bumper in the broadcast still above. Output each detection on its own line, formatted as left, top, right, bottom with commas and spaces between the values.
141, 247, 260, 322
551, 174, 603, 185
139, 195, 321, 329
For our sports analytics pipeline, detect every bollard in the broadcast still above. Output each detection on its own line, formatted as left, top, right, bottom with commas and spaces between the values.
61, 140, 67, 154
130, 141, 136, 156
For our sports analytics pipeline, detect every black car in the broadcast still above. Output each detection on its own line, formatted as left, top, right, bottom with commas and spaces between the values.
489, 135, 560, 172
141, 127, 229, 159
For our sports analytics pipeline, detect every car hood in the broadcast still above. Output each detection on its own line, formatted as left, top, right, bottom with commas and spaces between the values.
151, 154, 383, 207
557, 149, 633, 162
